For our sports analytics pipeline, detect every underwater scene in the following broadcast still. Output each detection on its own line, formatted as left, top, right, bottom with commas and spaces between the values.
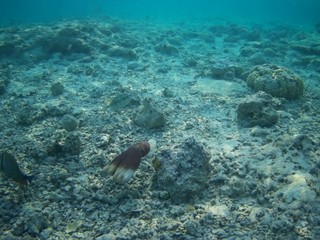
1, 0, 320, 239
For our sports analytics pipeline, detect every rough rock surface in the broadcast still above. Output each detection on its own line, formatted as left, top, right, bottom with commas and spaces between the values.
236, 91, 280, 127
208, 60, 244, 80
152, 138, 211, 203
47, 131, 82, 156
134, 99, 166, 129
247, 64, 304, 100
61, 114, 79, 131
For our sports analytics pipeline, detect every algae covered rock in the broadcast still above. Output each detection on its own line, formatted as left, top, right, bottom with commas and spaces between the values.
61, 114, 79, 131
210, 60, 244, 80
134, 99, 165, 129
220, 176, 249, 198
47, 131, 81, 156
237, 92, 279, 127
51, 82, 64, 96
247, 64, 304, 100
15, 102, 40, 126
47, 27, 92, 55
13, 207, 49, 237
152, 138, 211, 203
109, 92, 139, 111
248, 52, 267, 65
200, 59, 244, 80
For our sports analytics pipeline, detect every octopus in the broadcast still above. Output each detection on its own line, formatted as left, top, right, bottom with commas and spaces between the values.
105, 141, 150, 182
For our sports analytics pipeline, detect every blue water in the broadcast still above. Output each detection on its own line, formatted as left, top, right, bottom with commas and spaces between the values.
1, 0, 319, 27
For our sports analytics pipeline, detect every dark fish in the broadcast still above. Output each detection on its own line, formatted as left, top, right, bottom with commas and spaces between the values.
105, 141, 150, 182
0, 150, 33, 185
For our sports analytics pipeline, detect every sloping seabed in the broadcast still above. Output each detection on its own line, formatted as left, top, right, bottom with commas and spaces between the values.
0, 18, 320, 239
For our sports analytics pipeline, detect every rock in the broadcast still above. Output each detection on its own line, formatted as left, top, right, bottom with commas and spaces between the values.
240, 46, 257, 57
250, 127, 270, 137
152, 138, 211, 203
221, 24, 249, 43
291, 134, 316, 152
47, 131, 81, 156
109, 92, 139, 111
236, 92, 279, 127
39, 228, 53, 239
134, 99, 165, 129
183, 57, 198, 68
183, 220, 200, 236
0, 233, 20, 240
245, 30, 261, 41
162, 87, 174, 98
51, 82, 64, 96
90, 87, 104, 99
25, 212, 48, 236
10, 81, 38, 97
209, 60, 244, 80
47, 28, 92, 55
307, 58, 320, 72
223, 35, 241, 43
271, 219, 293, 232
45, 103, 69, 117
66, 220, 82, 233
275, 173, 316, 208
62, 132, 82, 156
249, 52, 267, 65
15, 102, 38, 126
96, 134, 111, 147
291, 44, 320, 56
0, 41, 16, 57
50, 168, 68, 187
263, 48, 278, 58
208, 25, 224, 36
108, 46, 138, 60
13, 207, 49, 237
127, 61, 145, 71
247, 64, 304, 100
220, 176, 248, 198
61, 114, 79, 131
155, 43, 179, 56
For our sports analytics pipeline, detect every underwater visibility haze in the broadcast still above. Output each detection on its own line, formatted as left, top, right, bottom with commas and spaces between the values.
1, 0, 320, 26
0, 1, 320, 239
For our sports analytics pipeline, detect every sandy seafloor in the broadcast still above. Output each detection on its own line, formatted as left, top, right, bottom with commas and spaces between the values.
0, 18, 320, 240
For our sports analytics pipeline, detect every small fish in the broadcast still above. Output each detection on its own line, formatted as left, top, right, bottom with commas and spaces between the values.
104, 141, 150, 182
0, 150, 33, 185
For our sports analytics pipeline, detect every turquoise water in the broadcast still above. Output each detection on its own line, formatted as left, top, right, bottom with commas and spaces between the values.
1, 0, 320, 27
1, 1, 320, 239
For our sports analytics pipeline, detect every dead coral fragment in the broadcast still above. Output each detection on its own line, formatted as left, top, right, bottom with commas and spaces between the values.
104, 142, 150, 182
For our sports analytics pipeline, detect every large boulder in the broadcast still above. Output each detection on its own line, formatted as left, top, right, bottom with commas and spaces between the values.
152, 138, 211, 203
247, 64, 304, 100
